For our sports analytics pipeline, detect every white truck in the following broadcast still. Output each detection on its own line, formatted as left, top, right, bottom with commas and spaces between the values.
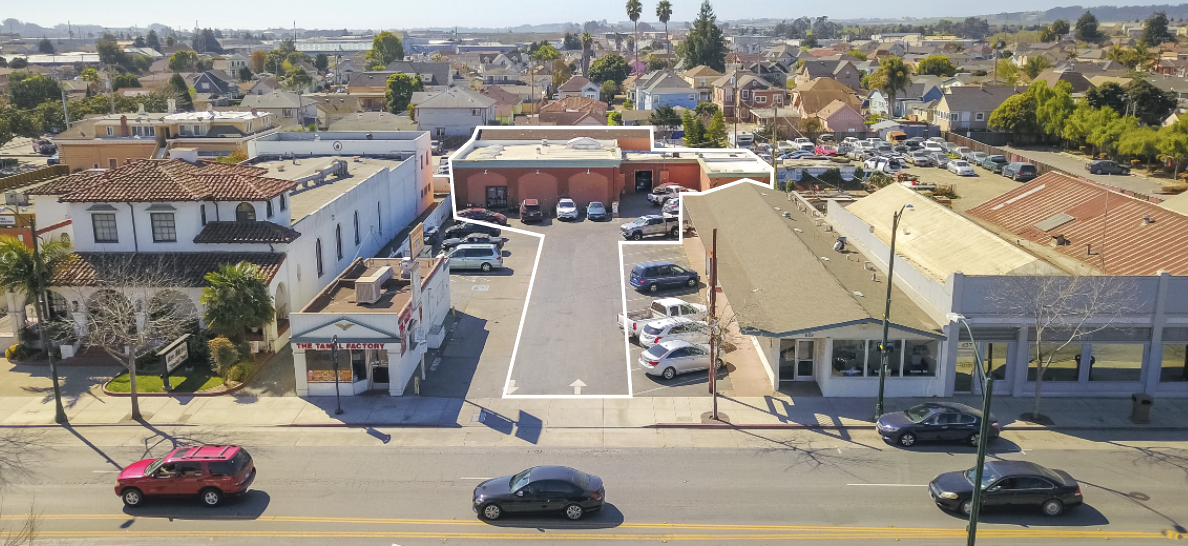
618, 297, 709, 339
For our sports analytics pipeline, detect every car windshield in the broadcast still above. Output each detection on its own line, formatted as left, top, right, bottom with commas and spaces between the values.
145, 457, 166, 475
904, 404, 934, 423
630, 217, 648, 226
953, 161, 968, 167
965, 464, 1002, 489
510, 468, 533, 490
589, 203, 605, 212
559, 201, 574, 209
643, 323, 665, 335
643, 345, 670, 359
524, 204, 540, 211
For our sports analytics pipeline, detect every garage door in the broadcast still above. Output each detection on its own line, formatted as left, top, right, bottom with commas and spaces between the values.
566, 173, 609, 209
518, 174, 559, 210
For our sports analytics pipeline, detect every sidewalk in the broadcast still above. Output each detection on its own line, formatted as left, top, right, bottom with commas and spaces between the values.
2, 391, 1186, 430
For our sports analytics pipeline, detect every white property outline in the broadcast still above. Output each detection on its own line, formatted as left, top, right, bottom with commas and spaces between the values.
444, 126, 774, 399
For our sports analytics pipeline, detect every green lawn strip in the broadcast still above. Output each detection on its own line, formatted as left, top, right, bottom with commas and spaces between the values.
106, 363, 224, 393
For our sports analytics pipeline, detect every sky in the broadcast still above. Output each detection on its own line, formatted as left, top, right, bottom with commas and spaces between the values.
7, 0, 1073, 30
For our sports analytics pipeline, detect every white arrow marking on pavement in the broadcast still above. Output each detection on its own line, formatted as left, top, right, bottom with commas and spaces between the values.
570, 379, 587, 395
506, 380, 518, 395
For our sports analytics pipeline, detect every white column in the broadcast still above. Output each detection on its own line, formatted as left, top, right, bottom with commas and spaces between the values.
293, 347, 309, 396
388, 344, 406, 397
6, 291, 24, 338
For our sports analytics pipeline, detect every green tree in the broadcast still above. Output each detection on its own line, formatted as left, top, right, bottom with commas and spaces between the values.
1035, 80, 1075, 139
608, 111, 623, 125
96, 33, 128, 68
646, 53, 670, 71
314, 53, 329, 72
675, 1, 729, 72
1140, 11, 1173, 46
916, 55, 957, 77
868, 57, 912, 119
996, 58, 1019, 87
38, 37, 54, 54
694, 101, 718, 118
1086, 81, 1127, 112
168, 50, 197, 73
1125, 78, 1177, 126
251, 50, 267, 73
0, 235, 73, 349
580, 32, 594, 75
1023, 55, 1053, 80
705, 109, 727, 147
284, 67, 312, 92
1117, 125, 1160, 170
1157, 118, 1188, 179
552, 58, 573, 88
200, 262, 275, 344
587, 53, 630, 84
1039, 26, 1057, 43
166, 73, 194, 111
649, 104, 682, 128
367, 31, 405, 68
146, 30, 160, 51
9, 72, 61, 109
1051, 19, 1071, 38
601, 80, 622, 98
656, 0, 674, 53
627, 0, 643, 63
989, 92, 1040, 135
112, 73, 141, 91
133, 35, 146, 48
238, 66, 253, 82
847, 50, 867, 61
1075, 11, 1102, 43
385, 73, 424, 114
682, 108, 706, 146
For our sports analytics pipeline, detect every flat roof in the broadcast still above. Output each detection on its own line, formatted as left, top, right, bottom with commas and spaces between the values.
456, 138, 621, 162
253, 156, 398, 223
302, 258, 442, 314
164, 111, 271, 122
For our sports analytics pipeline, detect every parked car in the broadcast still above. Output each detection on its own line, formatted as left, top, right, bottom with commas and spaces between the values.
662, 197, 680, 216
619, 297, 707, 337
586, 201, 610, 221
620, 215, 680, 240
444, 222, 501, 239
929, 152, 951, 167
46, 153, 60, 166
929, 461, 1082, 517
864, 156, 903, 174
1002, 162, 1038, 181
446, 243, 503, 272
980, 155, 1009, 173
817, 134, 836, 144
555, 198, 578, 220
639, 316, 709, 348
877, 402, 999, 447
648, 183, 691, 206
964, 151, 987, 164
947, 160, 975, 176
442, 233, 508, 251
456, 208, 508, 226
519, 199, 544, 223
907, 151, 934, 167
639, 340, 723, 380
1086, 160, 1130, 175
473, 466, 604, 521
954, 146, 971, 158
628, 261, 700, 293
116, 445, 256, 507
31, 137, 56, 155
758, 153, 773, 163
923, 142, 945, 154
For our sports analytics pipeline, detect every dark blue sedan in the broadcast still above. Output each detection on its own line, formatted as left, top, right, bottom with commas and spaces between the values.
629, 261, 699, 293
877, 402, 998, 447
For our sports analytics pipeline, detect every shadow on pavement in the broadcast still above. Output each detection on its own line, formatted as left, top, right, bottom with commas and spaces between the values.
483, 503, 624, 530
413, 313, 488, 399
1080, 479, 1186, 533
122, 490, 270, 520
940, 502, 1109, 527
61, 425, 123, 471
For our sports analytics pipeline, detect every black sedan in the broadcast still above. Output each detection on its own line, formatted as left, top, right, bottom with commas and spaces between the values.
473, 466, 604, 521
877, 402, 998, 447
442, 233, 508, 251
930, 461, 1082, 516
456, 208, 509, 226
444, 222, 502, 239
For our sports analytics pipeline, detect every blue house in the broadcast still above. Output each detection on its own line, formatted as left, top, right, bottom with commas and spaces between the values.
635, 70, 698, 111
868, 82, 943, 118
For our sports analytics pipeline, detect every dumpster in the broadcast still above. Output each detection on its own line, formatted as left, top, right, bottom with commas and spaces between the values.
1130, 393, 1154, 424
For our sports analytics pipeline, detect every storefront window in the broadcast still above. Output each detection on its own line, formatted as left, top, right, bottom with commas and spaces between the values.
779, 340, 796, 382
867, 340, 902, 377
830, 340, 865, 377
1159, 344, 1188, 383
1088, 344, 1144, 382
986, 342, 1010, 381
904, 340, 937, 376
1028, 343, 1083, 382
304, 349, 352, 382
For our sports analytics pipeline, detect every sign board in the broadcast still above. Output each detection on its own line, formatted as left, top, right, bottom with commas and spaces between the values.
157, 333, 192, 372
410, 222, 425, 258
307, 369, 352, 383
0, 216, 16, 226
956, 341, 976, 376
296, 342, 389, 350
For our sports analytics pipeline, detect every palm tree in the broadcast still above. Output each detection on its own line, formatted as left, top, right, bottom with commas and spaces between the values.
0, 235, 73, 331
872, 57, 912, 120
626, 0, 643, 64
656, 1, 673, 54
581, 32, 594, 75
200, 261, 275, 344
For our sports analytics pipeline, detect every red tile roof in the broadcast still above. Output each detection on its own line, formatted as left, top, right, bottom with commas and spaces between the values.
53, 252, 286, 287
32, 160, 297, 203
967, 172, 1188, 275
193, 221, 301, 244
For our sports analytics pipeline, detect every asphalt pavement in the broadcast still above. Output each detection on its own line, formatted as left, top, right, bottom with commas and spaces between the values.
4, 426, 1187, 545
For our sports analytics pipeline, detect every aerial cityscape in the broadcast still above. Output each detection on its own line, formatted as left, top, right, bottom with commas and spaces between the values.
0, 1, 1187, 544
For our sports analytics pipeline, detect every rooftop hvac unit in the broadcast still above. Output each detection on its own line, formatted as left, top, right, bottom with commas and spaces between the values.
355, 266, 395, 305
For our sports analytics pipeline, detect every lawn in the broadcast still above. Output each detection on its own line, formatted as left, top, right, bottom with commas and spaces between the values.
107, 362, 224, 393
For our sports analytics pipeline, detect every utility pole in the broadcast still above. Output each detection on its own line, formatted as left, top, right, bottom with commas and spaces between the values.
707, 228, 719, 421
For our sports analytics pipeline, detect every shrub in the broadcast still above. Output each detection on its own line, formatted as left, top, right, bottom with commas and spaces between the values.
5, 344, 28, 361
208, 337, 238, 377
227, 361, 256, 383
867, 172, 894, 188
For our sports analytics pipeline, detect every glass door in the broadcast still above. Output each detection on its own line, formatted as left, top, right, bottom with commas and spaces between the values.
795, 340, 815, 381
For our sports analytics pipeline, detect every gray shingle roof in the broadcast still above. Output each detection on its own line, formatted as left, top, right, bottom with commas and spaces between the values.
416, 87, 497, 109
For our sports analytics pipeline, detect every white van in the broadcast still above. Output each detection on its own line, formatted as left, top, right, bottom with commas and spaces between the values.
446, 243, 503, 272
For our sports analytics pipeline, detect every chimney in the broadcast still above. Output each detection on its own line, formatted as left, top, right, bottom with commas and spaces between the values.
251, 107, 258, 116
167, 98, 177, 114
120, 115, 129, 137
137, 103, 146, 115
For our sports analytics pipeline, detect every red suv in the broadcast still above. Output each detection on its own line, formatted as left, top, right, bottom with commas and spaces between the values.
116, 445, 256, 507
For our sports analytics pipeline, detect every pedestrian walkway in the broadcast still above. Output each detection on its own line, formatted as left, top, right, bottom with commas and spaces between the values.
1, 390, 1185, 430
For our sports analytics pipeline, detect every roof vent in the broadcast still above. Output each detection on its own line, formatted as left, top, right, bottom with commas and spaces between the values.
1143, 214, 1154, 225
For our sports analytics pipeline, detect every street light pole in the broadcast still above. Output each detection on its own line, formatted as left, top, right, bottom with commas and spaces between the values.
331, 334, 344, 415
875, 203, 912, 421
949, 313, 993, 546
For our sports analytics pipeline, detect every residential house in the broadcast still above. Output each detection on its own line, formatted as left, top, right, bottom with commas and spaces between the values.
327, 112, 418, 132
413, 87, 497, 138
213, 54, 250, 74
815, 99, 865, 133
934, 85, 1021, 132
347, 72, 401, 111
188, 70, 239, 99
384, 61, 455, 91
246, 77, 281, 96
743, 60, 789, 89
557, 75, 601, 100
711, 70, 773, 121
789, 78, 862, 119
306, 93, 362, 130
481, 65, 521, 85
681, 65, 723, 102
240, 91, 319, 129
479, 85, 524, 124
868, 82, 943, 118
794, 59, 862, 91
634, 70, 698, 111
1034, 69, 1093, 95
531, 96, 608, 126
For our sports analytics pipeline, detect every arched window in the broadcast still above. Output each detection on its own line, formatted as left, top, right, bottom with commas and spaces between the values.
266, 200, 274, 218
353, 211, 360, 245
236, 202, 256, 222
315, 239, 324, 277
335, 224, 343, 260
279, 193, 287, 211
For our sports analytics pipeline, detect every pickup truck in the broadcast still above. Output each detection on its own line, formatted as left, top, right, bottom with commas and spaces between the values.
620, 214, 681, 240
618, 297, 708, 338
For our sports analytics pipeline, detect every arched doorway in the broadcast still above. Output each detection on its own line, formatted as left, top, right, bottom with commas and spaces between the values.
466, 172, 508, 210
87, 289, 134, 335
147, 290, 198, 322
566, 172, 610, 208
274, 282, 290, 334
518, 173, 559, 210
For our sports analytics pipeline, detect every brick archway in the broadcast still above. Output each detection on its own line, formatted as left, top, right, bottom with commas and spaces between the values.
517, 173, 559, 210
465, 172, 508, 209
566, 173, 610, 208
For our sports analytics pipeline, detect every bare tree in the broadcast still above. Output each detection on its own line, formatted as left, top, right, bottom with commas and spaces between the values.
54, 255, 196, 421
0, 502, 38, 546
990, 274, 1140, 420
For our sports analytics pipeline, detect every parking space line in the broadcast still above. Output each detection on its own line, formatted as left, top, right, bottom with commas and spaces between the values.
619, 241, 634, 398
501, 230, 546, 398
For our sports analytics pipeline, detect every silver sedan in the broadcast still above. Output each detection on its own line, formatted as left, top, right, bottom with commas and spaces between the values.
639, 340, 723, 380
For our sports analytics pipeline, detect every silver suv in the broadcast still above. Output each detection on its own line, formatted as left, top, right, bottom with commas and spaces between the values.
446, 243, 503, 272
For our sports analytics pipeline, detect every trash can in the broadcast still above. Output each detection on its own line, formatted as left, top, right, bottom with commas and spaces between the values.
1130, 393, 1154, 424
611, 201, 619, 218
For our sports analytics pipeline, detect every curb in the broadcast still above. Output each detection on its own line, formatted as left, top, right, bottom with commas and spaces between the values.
4, 421, 1187, 431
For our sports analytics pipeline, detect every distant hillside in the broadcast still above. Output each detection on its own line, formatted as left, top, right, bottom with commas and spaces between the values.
1042, 4, 1188, 22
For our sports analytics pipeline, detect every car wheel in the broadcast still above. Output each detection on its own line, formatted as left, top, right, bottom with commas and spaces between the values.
632, 233, 643, 241
200, 488, 223, 507
669, 227, 679, 237
967, 432, 980, 447
565, 504, 584, 520
662, 367, 676, 380
897, 432, 917, 447
648, 284, 659, 293
480, 262, 492, 272
960, 499, 973, 516
481, 503, 502, 520
686, 278, 697, 287
1042, 499, 1064, 516
121, 488, 144, 507
716, 358, 725, 369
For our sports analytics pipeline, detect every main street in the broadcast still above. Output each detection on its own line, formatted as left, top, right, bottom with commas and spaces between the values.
1, 426, 1185, 545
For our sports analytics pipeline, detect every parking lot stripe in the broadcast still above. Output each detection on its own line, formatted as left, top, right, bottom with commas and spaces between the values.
501, 230, 546, 398
619, 240, 635, 397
